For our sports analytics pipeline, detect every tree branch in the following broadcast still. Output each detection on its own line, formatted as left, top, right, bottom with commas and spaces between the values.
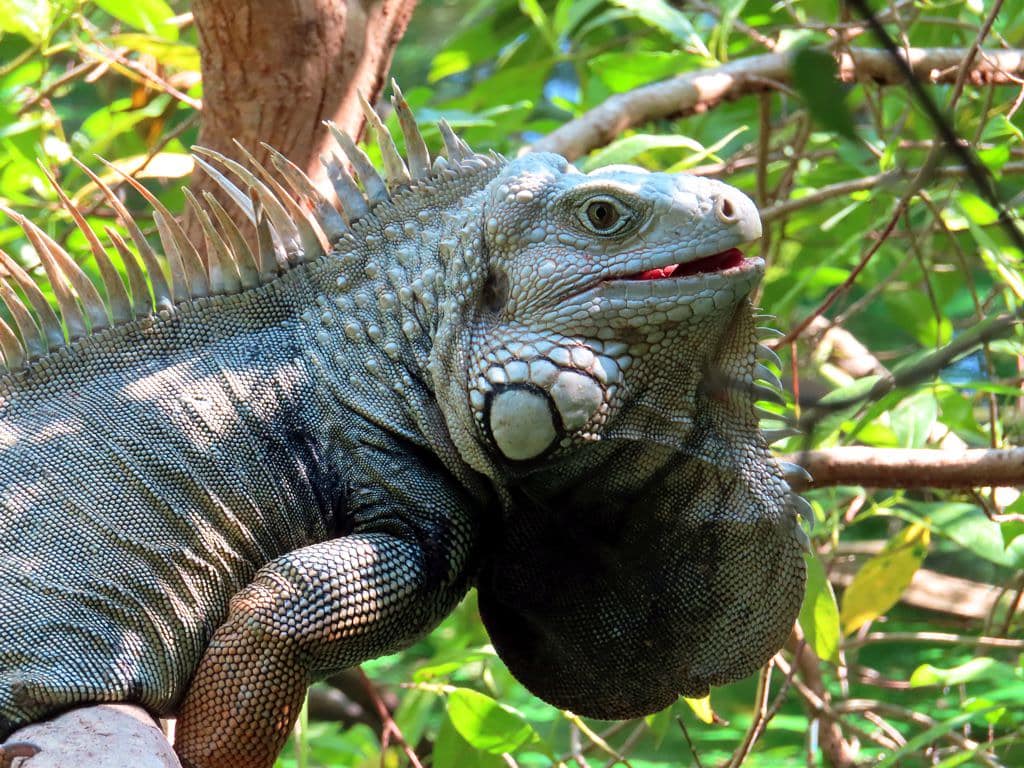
528, 47, 1024, 160
783, 447, 1024, 490
5, 705, 179, 768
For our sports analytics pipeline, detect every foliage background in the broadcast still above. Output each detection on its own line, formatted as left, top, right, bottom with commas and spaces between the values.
1, 0, 1023, 765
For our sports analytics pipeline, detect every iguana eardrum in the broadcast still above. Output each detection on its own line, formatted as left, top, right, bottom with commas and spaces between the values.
0, 84, 809, 767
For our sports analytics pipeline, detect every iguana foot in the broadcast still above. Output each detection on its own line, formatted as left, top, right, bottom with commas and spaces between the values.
0, 741, 40, 768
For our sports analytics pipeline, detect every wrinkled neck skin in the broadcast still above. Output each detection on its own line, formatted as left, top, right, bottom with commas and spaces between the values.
512, 300, 761, 498
468, 302, 801, 720
301, 173, 496, 499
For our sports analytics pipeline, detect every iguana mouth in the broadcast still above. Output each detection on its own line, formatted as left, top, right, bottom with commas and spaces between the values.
623, 247, 747, 281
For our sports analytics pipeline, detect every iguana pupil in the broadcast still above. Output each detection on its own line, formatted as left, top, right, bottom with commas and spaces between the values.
587, 200, 618, 229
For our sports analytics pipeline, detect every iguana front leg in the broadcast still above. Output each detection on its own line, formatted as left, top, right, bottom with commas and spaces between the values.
175, 501, 479, 768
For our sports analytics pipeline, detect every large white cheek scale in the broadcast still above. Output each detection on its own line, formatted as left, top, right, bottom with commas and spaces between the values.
488, 388, 557, 460
549, 371, 603, 431
486, 369, 606, 461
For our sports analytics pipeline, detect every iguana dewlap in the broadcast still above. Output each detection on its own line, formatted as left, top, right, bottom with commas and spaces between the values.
0, 84, 807, 767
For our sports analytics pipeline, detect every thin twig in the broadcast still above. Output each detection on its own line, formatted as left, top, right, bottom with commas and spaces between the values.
834, 699, 1007, 768
675, 717, 705, 768
843, 631, 1024, 651
727, 660, 774, 768
356, 670, 424, 768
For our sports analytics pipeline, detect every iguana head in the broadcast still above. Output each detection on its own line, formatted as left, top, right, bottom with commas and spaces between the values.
431, 152, 805, 719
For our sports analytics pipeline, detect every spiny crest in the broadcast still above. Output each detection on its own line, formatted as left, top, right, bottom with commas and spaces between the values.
0, 81, 503, 376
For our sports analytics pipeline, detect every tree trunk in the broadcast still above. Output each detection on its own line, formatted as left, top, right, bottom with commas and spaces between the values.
186, 0, 418, 240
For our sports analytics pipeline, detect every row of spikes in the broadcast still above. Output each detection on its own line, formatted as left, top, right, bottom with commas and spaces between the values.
0, 81, 494, 374
751, 320, 814, 549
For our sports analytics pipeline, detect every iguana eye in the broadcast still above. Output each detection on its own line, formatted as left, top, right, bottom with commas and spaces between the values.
579, 197, 628, 234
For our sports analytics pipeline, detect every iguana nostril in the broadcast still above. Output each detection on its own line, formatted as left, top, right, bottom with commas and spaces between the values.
716, 195, 737, 223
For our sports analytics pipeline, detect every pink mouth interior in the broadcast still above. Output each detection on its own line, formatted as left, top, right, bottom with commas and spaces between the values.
625, 247, 745, 280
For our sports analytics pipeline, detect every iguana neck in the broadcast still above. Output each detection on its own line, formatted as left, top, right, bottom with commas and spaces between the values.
296, 195, 494, 495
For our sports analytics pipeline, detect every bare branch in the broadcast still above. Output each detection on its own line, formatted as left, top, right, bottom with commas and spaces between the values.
784, 446, 1024, 490
5, 705, 179, 767
528, 47, 1024, 161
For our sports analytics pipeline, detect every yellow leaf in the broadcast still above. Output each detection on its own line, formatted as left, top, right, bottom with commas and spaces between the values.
684, 695, 714, 724
840, 522, 930, 635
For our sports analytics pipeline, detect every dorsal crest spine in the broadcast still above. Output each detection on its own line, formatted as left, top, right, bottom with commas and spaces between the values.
0, 81, 504, 375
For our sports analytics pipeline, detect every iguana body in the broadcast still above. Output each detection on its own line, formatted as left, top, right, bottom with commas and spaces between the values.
0, 86, 806, 767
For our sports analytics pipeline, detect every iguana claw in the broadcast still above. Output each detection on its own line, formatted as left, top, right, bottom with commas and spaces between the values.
0, 741, 40, 768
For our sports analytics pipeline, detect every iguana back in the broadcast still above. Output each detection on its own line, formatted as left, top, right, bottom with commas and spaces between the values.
0, 272, 340, 730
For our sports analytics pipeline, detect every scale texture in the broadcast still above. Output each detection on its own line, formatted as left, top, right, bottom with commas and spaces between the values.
0, 87, 807, 767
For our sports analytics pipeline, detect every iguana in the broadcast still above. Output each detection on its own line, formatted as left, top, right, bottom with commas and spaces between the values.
0, 83, 809, 767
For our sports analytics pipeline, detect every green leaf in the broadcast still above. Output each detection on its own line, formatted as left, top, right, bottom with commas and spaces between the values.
909, 657, 1012, 687
588, 50, 706, 91
901, 501, 1024, 570
0, 0, 53, 42
553, 0, 603, 37
413, 648, 492, 682
433, 713, 506, 768
790, 47, 857, 141
446, 688, 536, 755
645, 705, 674, 747
583, 133, 705, 171
889, 391, 937, 448
1001, 518, 1024, 550
518, 0, 558, 51
93, 0, 179, 41
840, 522, 929, 634
608, 0, 711, 57
799, 553, 841, 662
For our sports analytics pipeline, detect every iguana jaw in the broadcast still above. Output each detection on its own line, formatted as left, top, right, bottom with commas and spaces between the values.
614, 246, 748, 281
603, 250, 761, 290
580, 252, 763, 313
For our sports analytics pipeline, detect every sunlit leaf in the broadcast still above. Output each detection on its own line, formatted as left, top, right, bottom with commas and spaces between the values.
683, 695, 715, 724
552, 0, 603, 37
900, 501, 1024, 570
432, 714, 506, 768
93, 0, 178, 41
909, 657, 1011, 687
583, 133, 705, 171
889, 391, 937, 448
1002, 519, 1024, 550
0, 0, 53, 42
518, 0, 557, 51
108, 34, 200, 71
70, 152, 193, 204
429, 50, 474, 83
799, 553, 840, 662
446, 688, 536, 754
839, 523, 929, 634
588, 50, 707, 91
